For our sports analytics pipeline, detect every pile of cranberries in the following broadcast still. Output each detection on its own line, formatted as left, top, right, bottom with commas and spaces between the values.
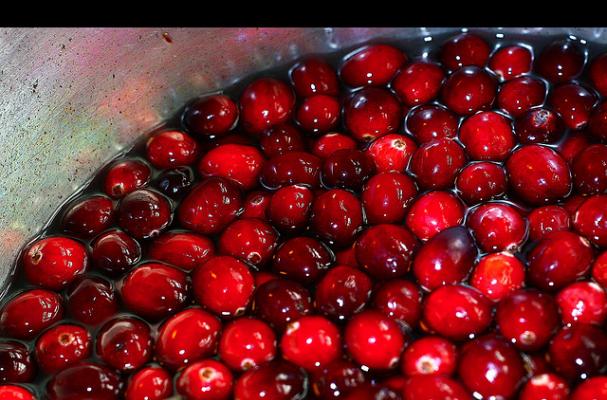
3, 31, 607, 400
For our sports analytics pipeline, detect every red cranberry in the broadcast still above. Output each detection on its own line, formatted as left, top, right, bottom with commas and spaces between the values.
340, 44, 406, 87
268, 185, 313, 233
440, 33, 490, 70
571, 376, 607, 400
559, 131, 592, 164
155, 307, 221, 370
572, 144, 607, 195
234, 360, 308, 400
362, 172, 417, 225
198, 144, 264, 190
455, 162, 507, 204
573, 194, 607, 247
366, 134, 417, 173
260, 123, 306, 158
589, 101, 607, 141
344, 87, 402, 142
219, 317, 276, 371
520, 373, 570, 400
422, 285, 492, 341
178, 177, 243, 235
405, 104, 458, 143
66, 276, 118, 326
549, 83, 597, 130
564, 194, 587, 216
506, 144, 571, 205
459, 111, 515, 161
62, 195, 114, 238
372, 279, 422, 329
148, 231, 213, 271
458, 335, 525, 399
176, 359, 233, 400
496, 289, 559, 351
260, 151, 321, 189
155, 166, 195, 198
467, 202, 527, 252
536, 39, 586, 83
515, 107, 565, 144
590, 52, 607, 96
280, 315, 341, 371
471, 252, 525, 302
253, 278, 312, 331
22, 236, 87, 290
401, 336, 457, 377
497, 76, 546, 117
312, 359, 366, 399
322, 149, 375, 190
272, 237, 332, 284
103, 159, 151, 198
183, 94, 238, 137
0, 289, 63, 340
391, 62, 444, 106
315, 265, 372, 320
413, 226, 476, 291
593, 251, 607, 288
296, 95, 340, 134
406, 191, 465, 241
0, 385, 35, 400
403, 375, 471, 400
489, 45, 533, 80
291, 58, 339, 97
253, 272, 277, 287
311, 189, 363, 247
45, 362, 121, 400
335, 244, 358, 268
441, 66, 497, 115
125, 366, 173, 400
312, 132, 357, 159
523, 353, 551, 377
241, 191, 271, 219
409, 138, 466, 189
35, 324, 90, 373
528, 205, 570, 241
218, 218, 277, 267
96, 317, 152, 371
239, 78, 295, 134
146, 130, 199, 169
118, 189, 171, 239
0, 341, 35, 383
549, 324, 607, 380
557, 281, 607, 326
121, 262, 189, 320
91, 229, 141, 275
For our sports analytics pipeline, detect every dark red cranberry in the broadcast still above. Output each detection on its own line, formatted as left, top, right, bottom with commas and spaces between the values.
0, 385, 35, 400
322, 149, 375, 190
91, 229, 141, 275
401, 336, 457, 377
62, 195, 114, 238
489, 45, 533, 80
0, 341, 35, 383
496, 289, 559, 351
178, 177, 243, 235
118, 189, 171, 239
268, 185, 313, 233
219, 317, 276, 371
549, 83, 597, 130
198, 144, 265, 190
271, 237, 332, 284
497, 76, 546, 117
458, 335, 525, 399
413, 226, 476, 291
405, 104, 458, 143
35, 324, 90, 373
467, 202, 527, 252
312, 132, 357, 159
125, 366, 173, 400
391, 62, 444, 106
146, 130, 199, 169
296, 95, 340, 134
312, 359, 366, 399
528, 230, 594, 290
340, 44, 406, 87
523, 353, 551, 377
253, 272, 277, 287
559, 131, 593, 164
366, 134, 417, 173
344, 87, 402, 142
254, 278, 312, 331
557, 281, 607, 326
520, 373, 570, 400
121, 262, 189, 320
593, 251, 607, 288
176, 359, 233, 400
22, 236, 87, 290
315, 265, 372, 320
409, 138, 466, 189
372, 279, 421, 329
573, 194, 607, 247
291, 58, 339, 97
218, 218, 277, 267
0, 289, 63, 340
406, 191, 464, 241
234, 360, 308, 400
572, 144, 607, 195
549, 324, 607, 380
362, 172, 417, 225
422, 285, 492, 341
155, 166, 195, 198
239, 78, 295, 134
528, 205, 570, 241
455, 162, 507, 204
506, 144, 571, 205
155, 307, 221, 370
440, 33, 490, 70
441, 66, 497, 115
471, 252, 525, 302
66, 276, 118, 326
335, 244, 358, 269
103, 159, 151, 199
148, 231, 214, 271
45, 362, 121, 400
403, 375, 471, 400
536, 39, 586, 83
590, 52, 607, 96
459, 111, 515, 161
260, 151, 321, 189
571, 376, 607, 400
311, 189, 363, 247
96, 317, 152, 372
183, 94, 239, 137
260, 123, 306, 158
515, 107, 565, 144
345, 310, 405, 370
589, 100, 607, 141
241, 191, 271, 219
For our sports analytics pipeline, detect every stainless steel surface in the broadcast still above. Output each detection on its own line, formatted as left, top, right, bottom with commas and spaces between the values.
0, 27, 606, 290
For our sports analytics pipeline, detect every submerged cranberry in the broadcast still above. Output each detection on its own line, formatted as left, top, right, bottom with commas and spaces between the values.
66, 276, 118, 326
272, 237, 332, 284
362, 172, 417, 225
557, 281, 607, 326
45, 362, 121, 400
312, 359, 366, 399
344, 87, 402, 142
96, 317, 152, 372
409, 138, 466, 190
219, 317, 276, 371
549, 82, 597, 130
520, 373, 570, 400
459, 111, 515, 161
312, 132, 357, 159
176, 359, 233, 400
441, 66, 497, 115
0, 341, 35, 383
471, 252, 525, 302
572, 144, 607, 195
218, 218, 277, 267
311, 189, 363, 247
198, 144, 264, 190
281, 316, 341, 371
241, 191, 271, 219
239, 78, 295, 134
372, 279, 422, 329
467, 202, 527, 252
322, 149, 375, 190
183, 94, 239, 137
91, 229, 141, 276
440, 33, 490, 70
573, 194, 607, 247
536, 39, 586, 83
148, 231, 214, 271
125, 366, 173, 400
528, 205, 571, 241
155, 166, 195, 198
103, 159, 151, 199
401, 336, 457, 377
234, 360, 308, 400
0, 289, 63, 340
0, 385, 35, 400
296, 95, 340, 134
253, 278, 312, 331
455, 162, 507, 204
515, 107, 565, 144
497, 76, 546, 117
549, 324, 607, 380
489, 45, 533, 80
391, 62, 444, 106
260, 151, 321, 189
403, 375, 471, 400
571, 376, 607, 400
406, 191, 465, 241
291, 58, 339, 97
146, 130, 199, 169
260, 124, 306, 158
268, 185, 313, 233
118, 189, 171, 239
405, 105, 458, 144
366, 134, 417, 173
315, 265, 372, 320
35, 324, 90, 373
62, 195, 114, 238
340, 44, 406, 87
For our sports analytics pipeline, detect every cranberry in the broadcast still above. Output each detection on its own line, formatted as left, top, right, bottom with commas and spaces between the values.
496, 289, 559, 351
549, 324, 607, 380
372, 279, 422, 329
409, 138, 466, 189
312, 132, 357, 159
198, 144, 265, 190
233, 360, 308, 400
413, 226, 476, 291
401, 336, 457, 377
322, 149, 375, 190
506, 144, 571, 205
312, 359, 366, 399
183, 94, 239, 137
340, 44, 406, 87
178, 177, 243, 234
155, 166, 195, 198
593, 251, 607, 288
405, 104, 458, 143
118, 189, 171, 239
471, 252, 525, 302
403, 375, 471, 400
0, 289, 63, 340
253, 279, 312, 331
345, 310, 405, 370
120, 262, 189, 320
391, 62, 444, 106
260, 123, 306, 158
0, 341, 35, 383
489, 45, 533, 80
467, 202, 527, 252
455, 162, 507, 204
406, 191, 465, 241
91, 229, 141, 275
519, 373, 570, 400
103, 159, 152, 198
315, 265, 372, 320
218, 317, 276, 371
422, 285, 492, 341
536, 39, 586, 83
362, 172, 417, 225
311, 189, 363, 247
515, 107, 565, 144
62, 195, 114, 238
280, 315, 341, 371
441, 66, 497, 115
366, 134, 417, 173
497, 76, 546, 117
155, 307, 221, 370
573, 194, 607, 247
296, 95, 340, 134
459, 111, 515, 161
148, 231, 213, 271
45, 362, 121, 400
241, 191, 271, 219
458, 335, 525, 399
0, 385, 35, 400
268, 185, 313, 233
271, 237, 332, 284
528, 205, 571, 241
344, 87, 402, 142
557, 281, 607, 326
35, 324, 90, 373
335, 244, 358, 268
218, 218, 277, 267
590, 52, 607, 96
146, 130, 199, 169
441, 33, 490, 70
260, 151, 321, 189
22, 236, 87, 290
290, 58, 339, 97
239, 78, 295, 134
571, 376, 607, 400
96, 317, 151, 371
549, 83, 597, 130
572, 144, 607, 195
589, 100, 607, 141
66, 276, 118, 326
125, 366, 173, 400
176, 359, 233, 400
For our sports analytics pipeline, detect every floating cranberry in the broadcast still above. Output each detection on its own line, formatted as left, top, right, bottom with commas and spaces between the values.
218, 218, 277, 267
0, 385, 35, 400
66, 276, 117, 326
459, 111, 515, 161
344, 87, 402, 142
528, 205, 570, 241
146, 130, 199, 169
239, 78, 295, 134
260, 124, 306, 158
271, 237, 332, 284
549, 83, 597, 130
233, 360, 308, 400
176, 359, 233, 400
96, 317, 152, 372
322, 149, 375, 190
62, 195, 114, 238
366, 134, 417, 173
403, 375, 471, 400
312, 359, 366, 399
45, 362, 121, 400
559, 131, 593, 164
362, 172, 417, 225
536, 39, 586, 83
340, 44, 406, 87
148, 231, 213, 271
312, 132, 357, 159
372, 279, 422, 329
253, 279, 312, 331
489, 45, 533, 80
455, 162, 507, 204
315, 265, 372, 320
471, 252, 525, 302
573, 194, 607, 247
182, 94, 239, 137
91, 229, 141, 275
409, 138, 466, 189
391, 62, 444, 106
441, 66, 497, 115
549, 324, 607, 380
0, 289, 63, 340
103, 159, 151, 198
498, 76, 546, 117
572, 144, 607, 195
589, 101, 607, 141
291, 58, 339, 97
241, 191, 271, 219
260, 151, 321, 189
406, 191, 464, 241
571, 376, 607, 400
515, 107, 565, 144
519, 373, 570, 400
155, 166, 195, 198
440, 33, 490, 70
35, 324, 90, 374
219, 317, 276, 371
405, 104, 458, 143
401, 336, 457, 377
118, 189, 171, 239
268, 185, 313, 233
296, 95, 340, 134
467, 202, 527, 252
280, 316, 341, 371
125, 366, 173, 400
557, 281, 607, 326
198, 144, 265, 190
311, 189, 363, 247
0, 341, 35, 383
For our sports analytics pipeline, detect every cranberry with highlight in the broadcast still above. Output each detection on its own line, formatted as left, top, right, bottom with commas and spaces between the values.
176, 359, 233, 400
155, 166, 195, 198
528, 205, 570, 241
471, 252, 525, 302
401, 336, 457, 377
260, 124, 306, 158
125, 366, 173, 400
272, 237, 332, 284
312, 132, 357, 159
455, 162, 507, 204
291, 58, 339, 97
96, 317, 152, 372
239, 78, 295, 134
234, 360, 308, 400
280, 316, 341, 371
403, 375, 471, 400
489, 45, 533, 80
406, 191, 465, 241
118, 189, 172, 239
322, 149, 375, 190
45, 362, 121, 400
35, 324, 90, 374
409, 138, 466, 189
268, 185, 313, 233
253, 278, 312, 331
146, 130, 199, 169
148, 231, 214, 271
589, 101, 607, 141
515, 107, 565, 144
459, 111, 516, 161
218, 218, 277, 267
549, 82, 597, 130
260, 151, 321, 189
198, 144, 265, 190
536, 39, 586, 83
311, 189, 363, 247
573, 194, 607, 247
441, 66, 497, 115
572, 144, 607, 195
549, 324, 607, 380
440, 33, 490, 70
362, 172, 417, 225
520, 373, 570, 400
391, 62, 444, 106
66, 276, 118, 326
372, 279, 422, 329
312, 359, 366, 399
497, 76, 546, 117
103, 159, 151, 199
405, 104, 458, 144
62, 195, 115, 238
183, 94, 238, 137
344, 87, 402, 142
241, 191, 271, 219
91, 229, 141, 276
467, 202, 527, 252
0, 385, 35, 400
556, 281, 607, 326
0, 341, 35, 383
0, 289, 63, 340
571, 376, 607, 400
340, 44, 406, 87
315, 265, 372, 320
218, 317, 276, 371
296, 95, 340, 134
366, 134, 417, 173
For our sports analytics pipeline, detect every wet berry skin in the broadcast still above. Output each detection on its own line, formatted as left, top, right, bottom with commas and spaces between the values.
103, 159, 151, 199
125, 366, 173, 400
253, 278, 312, 331
91, 229, 141, 276
45, 362, 121, 400
440, 33, 491, 70
118, 189, 172, 239
458, 111, 515, 161
536, 39, 586, 83
366, 134, 417, 173
406, 191, 465, 241
455, 162, 507, 204
271, 236, 332, 284
466, 202, 527, 252
519, 373, 570, 400
402, 375, 471, 400
470, 252, 525, 302
198, 144, 264, 191
549, 82, 597, 130
290, 58, 339, 97
146, 130, 199, 169
401, 336, 457, 377
295, 95, 340, 134
343, 87, 402, 142
573, 194, 607, 247
96, 317, 152, 372
218, 317, 276, 371
0, 289, 63, 340
571, 376, 607, 400
311, 359, 366, 399
409, 138, 466, 190
362, 172, 417, 225
218, 218, 277, 267
340, 44, 406, 87
268, 185, 313, 233
35, 324, 90, 374
154, 166, 195, 198
0, 340, 36, 383
260, 151, 321, 189
311, 189, 363, 247
572, 144, 607, 195
66, 276, 118, 326
556, 281, 607, 326
549, 324, 607, 380
239, 78, 295, 134
528, 205, 571, 242
489, 45, 533, 80
62, 195, 115, 238
391, 61, 444, 106
176, 359, 233, 400
315, 265, 372, 320
312, 132, 357, 159
497, 76, 546, 117
322, 149, 375, 190
148, 231, 214, 272
441, 66, 497, 115
372, 279, 422, 329
233, 360, 308, 400
515, 107, 565, 145
0, 385, 35, 400
406, 104, 458, 144
182, 94, 239, 137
